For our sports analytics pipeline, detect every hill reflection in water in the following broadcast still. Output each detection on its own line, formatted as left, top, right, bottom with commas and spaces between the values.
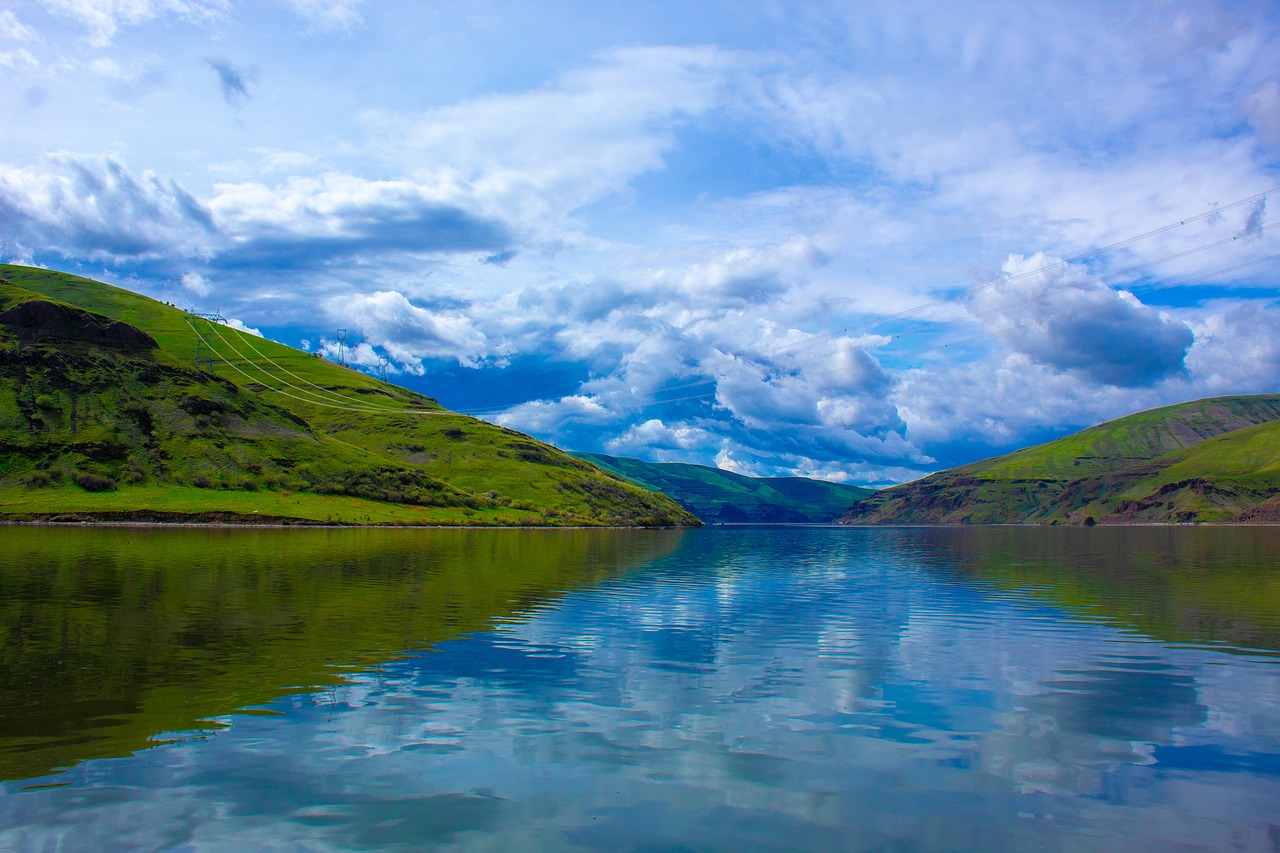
1, 526, 1278, 852
0, 526, 681, 781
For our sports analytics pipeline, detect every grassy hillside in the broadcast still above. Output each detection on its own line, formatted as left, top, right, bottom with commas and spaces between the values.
0, 265, 697, 527
838, 394, 1280, 525
575, 452, 874, 523
1051, 419, 1280, 524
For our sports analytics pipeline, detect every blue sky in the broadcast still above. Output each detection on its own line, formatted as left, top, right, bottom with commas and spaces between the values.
2, 0, 1279, 484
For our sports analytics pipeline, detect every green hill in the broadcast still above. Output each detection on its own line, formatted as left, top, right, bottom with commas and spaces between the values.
0, 265, 697, 527
837, 394, 1280, 525
574, 452, 874, 523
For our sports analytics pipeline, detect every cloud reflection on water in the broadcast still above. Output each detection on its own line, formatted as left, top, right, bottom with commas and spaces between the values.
2, 527, 1279, 852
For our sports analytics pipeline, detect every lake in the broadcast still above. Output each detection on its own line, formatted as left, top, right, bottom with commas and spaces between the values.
1, 525, 1278, 851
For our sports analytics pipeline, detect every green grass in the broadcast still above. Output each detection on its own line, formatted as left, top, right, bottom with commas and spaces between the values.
971, 394, 1280, 481
840, 393, 1280, 525
0, 483, 544, 525
0, 265, 699, 527
1059, 420, 1280, 523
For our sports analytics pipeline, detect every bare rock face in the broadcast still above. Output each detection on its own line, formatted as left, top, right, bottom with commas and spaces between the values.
0, 300, 158, 350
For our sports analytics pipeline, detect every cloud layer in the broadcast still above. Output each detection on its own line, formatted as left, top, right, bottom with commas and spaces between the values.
2, 0, 1279, 483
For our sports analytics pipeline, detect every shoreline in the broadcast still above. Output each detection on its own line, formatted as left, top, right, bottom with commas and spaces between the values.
0, 516, 695, 531
3, 517, 1276, 530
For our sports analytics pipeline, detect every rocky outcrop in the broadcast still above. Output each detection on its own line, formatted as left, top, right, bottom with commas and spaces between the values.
0, 300, 157, 350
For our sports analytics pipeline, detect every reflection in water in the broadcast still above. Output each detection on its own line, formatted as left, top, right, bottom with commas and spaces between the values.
1, 526, 1279, 851
0, 526, 681, 781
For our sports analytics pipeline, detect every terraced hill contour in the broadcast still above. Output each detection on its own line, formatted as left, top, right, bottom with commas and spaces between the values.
0, 265, 697, 527
838, 394, 1280, 525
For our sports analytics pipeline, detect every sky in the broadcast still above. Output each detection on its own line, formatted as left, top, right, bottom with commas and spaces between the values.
2, 0, 1279, 485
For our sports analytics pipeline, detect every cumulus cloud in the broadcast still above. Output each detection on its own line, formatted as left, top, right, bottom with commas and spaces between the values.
495, 395, 619, 436
180, 270, 211, 295
5, 3, 1278, 485
326, 289, 495, 370
1184, 300, 1280, 393
39, 0, 227, 46
597, 414, 928, 485
225, 316, 261, 337
0, 154, 217, 262
973, 253, 1193, 387
605, 419, 726, 458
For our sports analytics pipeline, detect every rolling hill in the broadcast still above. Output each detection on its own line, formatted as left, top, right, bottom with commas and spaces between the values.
574, 452, 874, 523
837, 394, 1280, 525
0, 265, 698, 527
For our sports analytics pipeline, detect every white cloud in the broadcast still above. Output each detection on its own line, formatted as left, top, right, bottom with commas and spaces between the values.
0, 10, 40, 41
225, 316, 261, 337
0, 154, 217, 261
494, 395, 618, 436
180, 270, 211, 295
1184, 300, 1280, 394
88, 54, 162, 82
38, 0, 228, 46
972, 253, 1193, 387
1243, 80, 1280, 148
326, 289, 494, 369
0, 48, 40, 74
208, 172, 511, 266
281, 0, 362, 32
362, 46, 733, 230
4, 2, 1279, 482
606, 419, 725, 457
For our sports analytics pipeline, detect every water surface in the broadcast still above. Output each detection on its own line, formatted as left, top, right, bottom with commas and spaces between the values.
1, 525, 1278, 851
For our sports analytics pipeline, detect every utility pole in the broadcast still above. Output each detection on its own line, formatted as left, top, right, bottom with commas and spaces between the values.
378, 355, 389, 383
336, 329, 348, 367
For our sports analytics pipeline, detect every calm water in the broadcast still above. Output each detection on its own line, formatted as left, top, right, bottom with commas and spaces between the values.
1, 525, 1278, 852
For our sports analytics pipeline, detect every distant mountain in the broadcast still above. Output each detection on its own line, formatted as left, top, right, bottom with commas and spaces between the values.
574, 453, 874, 523
838, 394, 1280, 525
0, 265, 697, 527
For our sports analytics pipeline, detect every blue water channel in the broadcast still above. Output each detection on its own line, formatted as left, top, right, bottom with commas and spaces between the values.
1, 525, 1278, 851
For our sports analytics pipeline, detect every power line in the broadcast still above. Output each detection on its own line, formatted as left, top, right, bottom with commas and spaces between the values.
214, 321, 415, 412
186, 318, 456, 417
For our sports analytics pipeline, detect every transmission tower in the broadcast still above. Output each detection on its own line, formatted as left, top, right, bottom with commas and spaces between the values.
193, 337, 215, 369
336, 329, 348, 367
378, 356, 389, 383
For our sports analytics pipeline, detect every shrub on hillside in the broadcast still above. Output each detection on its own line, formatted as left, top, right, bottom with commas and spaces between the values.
20, 470, 57, 488
73, 471, 116, 492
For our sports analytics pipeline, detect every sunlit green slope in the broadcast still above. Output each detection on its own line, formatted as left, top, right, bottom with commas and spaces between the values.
575, 452, 873, 523
838, 394, 1280, 524
0, 265, 697, 526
